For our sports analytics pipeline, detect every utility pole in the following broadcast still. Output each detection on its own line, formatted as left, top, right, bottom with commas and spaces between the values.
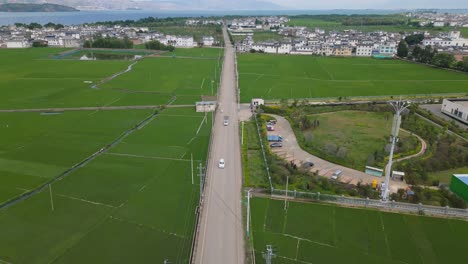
284, 175, 289, 211
246, 189, 251, 237
191, 153, 194, 185
198, 162, 205, 203
264, 245, 275, 264
211, 79, 214, 96
49, 184, 54, 212
241, 121, 244, 145
382, 100, 409, 201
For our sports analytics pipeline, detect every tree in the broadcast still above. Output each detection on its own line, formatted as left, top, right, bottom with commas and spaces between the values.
405, 34, 424, 45
432, 53, 455, 68
412, 45, 422, 59
397, 40, 409, 57
464, 57, 468, 72
144, 40, 175, 51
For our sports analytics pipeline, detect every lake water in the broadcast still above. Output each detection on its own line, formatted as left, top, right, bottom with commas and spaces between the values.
1, 9, 467, 26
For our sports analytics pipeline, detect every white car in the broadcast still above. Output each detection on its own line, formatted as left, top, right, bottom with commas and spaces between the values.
218, 159, 225, 169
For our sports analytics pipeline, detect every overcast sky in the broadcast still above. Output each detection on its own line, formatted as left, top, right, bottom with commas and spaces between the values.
269, 0, 468, 9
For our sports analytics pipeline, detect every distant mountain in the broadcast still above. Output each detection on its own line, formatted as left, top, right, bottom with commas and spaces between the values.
0, 3, 78, 12
0, 0, 284, 10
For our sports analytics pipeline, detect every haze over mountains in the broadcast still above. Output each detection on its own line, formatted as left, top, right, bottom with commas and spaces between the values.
0, 0, 284, 10
1, 0, 467, 11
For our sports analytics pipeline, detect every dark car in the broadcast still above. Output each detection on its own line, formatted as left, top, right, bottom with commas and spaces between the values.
270, 142, 283, 148
302, 161, 315, 168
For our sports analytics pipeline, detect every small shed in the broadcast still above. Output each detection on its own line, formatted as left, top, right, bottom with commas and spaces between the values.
392, 171, 405, 181
251, 98, 264, 107
450, 174, 468, 201
365, 166, 384, 177
196, 101, 216, 112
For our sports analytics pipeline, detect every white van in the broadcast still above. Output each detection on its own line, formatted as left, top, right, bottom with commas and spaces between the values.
331, 170, 342, 180
223, 116, 229, 126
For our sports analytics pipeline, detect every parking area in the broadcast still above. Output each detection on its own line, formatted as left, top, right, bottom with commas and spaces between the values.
265, 114, 408, 192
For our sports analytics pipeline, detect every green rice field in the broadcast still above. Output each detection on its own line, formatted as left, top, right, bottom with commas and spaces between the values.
250, 197, 468, 264
0, 107, 212, 263
0, 48, 222, 109
238, 54, 468, 102
0, 46, 218, 263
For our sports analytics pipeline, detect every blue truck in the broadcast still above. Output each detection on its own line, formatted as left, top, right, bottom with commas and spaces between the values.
267, 135, 283, 142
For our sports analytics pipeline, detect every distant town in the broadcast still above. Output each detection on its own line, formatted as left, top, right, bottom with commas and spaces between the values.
1, 12, 468, 61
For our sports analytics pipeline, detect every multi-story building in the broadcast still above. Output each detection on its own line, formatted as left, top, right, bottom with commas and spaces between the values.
356, 44, 373, 56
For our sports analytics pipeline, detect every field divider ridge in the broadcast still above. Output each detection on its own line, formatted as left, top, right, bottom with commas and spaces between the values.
0, 110, 160, 210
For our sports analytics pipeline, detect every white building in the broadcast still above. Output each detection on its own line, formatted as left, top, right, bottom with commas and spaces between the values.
449, 31, 461, 39
277, 43, 292, 54
356, 44, 373, 56
378, 42, 397, 56
441, 99, 468, 124
6, 38, 31, 48
160, 35, 196, 47
433, 21, 445, 27
202, 36, 214, 46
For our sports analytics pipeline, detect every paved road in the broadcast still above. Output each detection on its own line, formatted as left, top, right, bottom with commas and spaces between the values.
194, 27, 245, 264
267, 114, 409, 192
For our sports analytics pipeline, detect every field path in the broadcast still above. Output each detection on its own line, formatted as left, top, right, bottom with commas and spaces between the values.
0, 104, 194, 113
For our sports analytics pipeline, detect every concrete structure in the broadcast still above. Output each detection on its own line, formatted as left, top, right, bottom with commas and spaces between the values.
356, 44, 373, 56
333, 45, 352, 56
450, 174, 468, 201
202, 36, 215, 46
6, 38, 31, 48
378, 42, 397, 56
196, 101, 217, 112
251, 98, 264, 107
160, 35, 196, 47
441, 99, 468, 124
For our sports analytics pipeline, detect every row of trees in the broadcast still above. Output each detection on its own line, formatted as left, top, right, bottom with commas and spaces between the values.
83, 36, 134, 49
397, 34, 468, 72
14, 22, 64, 30
144, 40, 175, 51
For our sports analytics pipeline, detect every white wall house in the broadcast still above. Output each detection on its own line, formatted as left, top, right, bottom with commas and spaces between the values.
356, 44, 373, 56
378, 42, 397, 56
441, 99, 468, 124
160, 35, 196, 47
6, 38, 31, 48
277, 43, 292, 54
202, 36, 214, 46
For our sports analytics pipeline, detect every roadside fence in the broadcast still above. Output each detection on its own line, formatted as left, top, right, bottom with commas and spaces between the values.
271, 188, 468, 218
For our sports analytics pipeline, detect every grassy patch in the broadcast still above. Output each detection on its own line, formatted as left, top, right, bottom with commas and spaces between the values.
242, 119, 268, 187
429, 167, 468, 184
298, 111, 418, 170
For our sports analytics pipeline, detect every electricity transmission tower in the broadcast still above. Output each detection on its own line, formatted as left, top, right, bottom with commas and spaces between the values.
382, 100, 410, 201
263, 245, 276, 264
